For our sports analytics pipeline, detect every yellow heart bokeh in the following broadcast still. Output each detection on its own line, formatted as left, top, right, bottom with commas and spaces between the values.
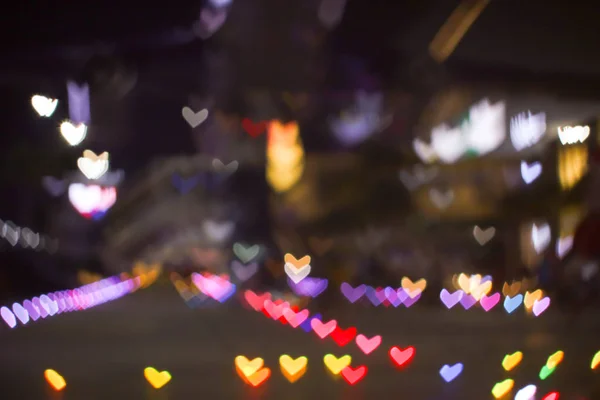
401, 277, 427, 294
546, 350, 564, 369
491, 379, 514, 399
323, 354, 351, 375
144, 367, 171, 389
44, 369, 66, 391
245, 367, 271, 387
502, 351, 523, 371
457, 273, 472, 293
524, 289, 543, 309
471, 280, 492, 300
468, 274, 483, 292
502, 281, 521, 297
279, 355, 308, 383
235, 356, 264, 377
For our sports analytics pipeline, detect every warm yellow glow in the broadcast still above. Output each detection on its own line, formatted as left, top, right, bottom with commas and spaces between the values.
559, 206, 583, 237
557, 144, 588, 190
266, 120, 305, 193
429, 0, 490, 62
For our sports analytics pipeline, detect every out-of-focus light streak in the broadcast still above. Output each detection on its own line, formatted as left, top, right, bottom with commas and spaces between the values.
266, 120, 305, 193
0, 218, 57, 253
66, 81, 91, 124
0, 272, 158, 330
510, 111, 547, 151
558, 144, 588, 190
429, 0, 490, 63
558, 125, 590, 145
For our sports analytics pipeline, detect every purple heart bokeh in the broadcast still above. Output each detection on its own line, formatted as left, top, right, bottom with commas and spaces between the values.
365, 286, 384, 306
172, 174, 200, 194
0, 306, 16, 328
460, 294, 477, 310
403, 291, 421, 307
440, 289, 464, 309
42, 176, 66, 197
32, 297, 48, 318
22, 300, 40, 321
440, 363, 463, 383
384, 287, 402, 307
287, 277, 328, 298
231, 261, 258, 282
12, 303, 29, 325
67, 81, 91, 124
340, 282, 366, 303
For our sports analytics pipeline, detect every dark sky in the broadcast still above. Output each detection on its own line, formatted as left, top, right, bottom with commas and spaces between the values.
0, 0, 599, 297
1, 0, 598, 182
3, 1, 600, 73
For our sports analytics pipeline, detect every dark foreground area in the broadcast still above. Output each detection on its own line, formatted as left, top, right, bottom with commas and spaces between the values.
0, 284, 599, 400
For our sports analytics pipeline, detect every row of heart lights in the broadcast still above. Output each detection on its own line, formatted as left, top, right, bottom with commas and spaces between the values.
172, 243, 263, 306
237, 290, 581, 399
414, 99, 507, 164
32, 88, 118, 220
185, 248, 552, 316
412, 101, 593, 210
0, 218, 58, 253
0, 264, 160, 329
44, 347, 600, 399
163, 266, 593, 398
1, 275, 134, 329
418, 102, 539, 203
415, 100, 591, 163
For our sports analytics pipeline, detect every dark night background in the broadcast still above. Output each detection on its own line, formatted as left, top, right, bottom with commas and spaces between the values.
0, 1, 599, 399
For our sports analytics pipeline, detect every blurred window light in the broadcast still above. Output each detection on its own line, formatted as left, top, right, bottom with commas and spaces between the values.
463, 99, 506, 156
557, 145, 588, 190
510, 111, 547, 151
431, 124, 466, 164
266, 121, 305, 193
558, 125, 590, 145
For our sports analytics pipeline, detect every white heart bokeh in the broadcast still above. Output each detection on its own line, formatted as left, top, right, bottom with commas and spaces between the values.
68, 183, 117, 216
431, 124, 466, 164
531, 223, 551, 254
520, 161, 542, 184
60, 121, 87, 146
31, 95, 58, 117
463, 99, 506, 156
77, 152, 110, 180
